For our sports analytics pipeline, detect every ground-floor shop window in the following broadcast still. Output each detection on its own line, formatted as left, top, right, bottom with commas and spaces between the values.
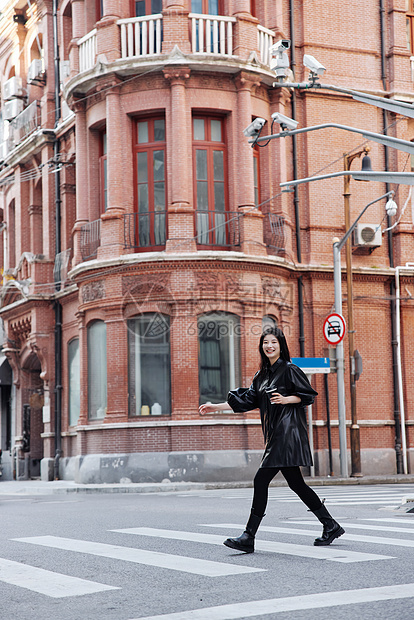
198, 312, 241, 405
87, 321, 107, 419
127, 313, 171, 416
68, 338, 80, 426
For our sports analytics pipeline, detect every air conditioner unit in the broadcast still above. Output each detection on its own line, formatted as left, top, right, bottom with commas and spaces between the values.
353, 223, 382, 247
3, 76, 24, 100
3, 98, 24, 121
27, 59, 45, 84
0, 141, 9, 161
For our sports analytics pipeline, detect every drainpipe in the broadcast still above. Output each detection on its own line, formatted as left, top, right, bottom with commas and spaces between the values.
289, 0, 305, 356
53, 0, 63, 480
379, 0, 403, 473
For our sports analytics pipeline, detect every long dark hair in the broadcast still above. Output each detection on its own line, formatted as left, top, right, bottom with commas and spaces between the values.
258, 326, 291, 378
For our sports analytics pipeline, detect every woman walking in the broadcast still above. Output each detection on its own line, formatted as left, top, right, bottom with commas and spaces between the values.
199, 326, 344, 553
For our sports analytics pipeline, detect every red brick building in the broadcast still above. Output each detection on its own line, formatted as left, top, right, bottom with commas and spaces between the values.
0, 0, 413, 482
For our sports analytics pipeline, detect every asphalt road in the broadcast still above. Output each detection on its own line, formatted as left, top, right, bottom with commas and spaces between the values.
1, 482, 414, 620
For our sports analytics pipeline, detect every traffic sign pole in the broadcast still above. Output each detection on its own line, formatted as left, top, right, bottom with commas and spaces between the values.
333, 242, 349, 478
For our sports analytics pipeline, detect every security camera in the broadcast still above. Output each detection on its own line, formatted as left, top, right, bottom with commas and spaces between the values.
271, 112, 298, 131
385, 198, 397, 217
303, 54, 326, 77
270, 39, 291, 53
243, 118, 267, 138
270, 40, 291, 78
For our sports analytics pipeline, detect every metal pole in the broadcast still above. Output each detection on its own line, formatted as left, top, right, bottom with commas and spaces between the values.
343, 158, 362, 476
395, 266, 409, 474
324, 372, 334, 476
333, 241, 348, 477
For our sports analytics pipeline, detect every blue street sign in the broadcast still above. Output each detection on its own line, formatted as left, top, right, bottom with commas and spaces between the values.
291, 357, 330, 374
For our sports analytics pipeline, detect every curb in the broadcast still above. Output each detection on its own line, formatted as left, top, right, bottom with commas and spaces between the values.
1, 474, 414, 495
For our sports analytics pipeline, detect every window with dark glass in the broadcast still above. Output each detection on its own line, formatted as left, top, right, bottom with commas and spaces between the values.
198, 312, 241, 405
193, 116, 228, 246
262, 315, 277, 331
68, 338, 80, 426
96, 0, 104, 21
253, 145, 260, 207
191, 0, 221, 14
87, 321, 107, 420
132, 0, 162, 16
128, 313, 171, 416
408, 1, 414, 54
134, 117, 166, 248
99, 130, 107, 212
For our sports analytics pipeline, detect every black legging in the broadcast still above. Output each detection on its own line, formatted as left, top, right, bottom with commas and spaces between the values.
252, 466, 322, 516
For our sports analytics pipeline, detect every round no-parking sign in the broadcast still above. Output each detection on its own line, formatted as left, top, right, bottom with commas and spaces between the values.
323, 313, 346, 345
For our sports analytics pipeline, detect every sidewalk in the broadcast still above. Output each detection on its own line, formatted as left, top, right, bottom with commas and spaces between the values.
1, 474, 414, 495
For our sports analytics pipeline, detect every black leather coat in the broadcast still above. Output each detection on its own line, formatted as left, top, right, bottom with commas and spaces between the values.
227, 358, 317, 468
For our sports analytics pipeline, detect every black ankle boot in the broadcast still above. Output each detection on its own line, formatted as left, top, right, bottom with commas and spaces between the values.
223, 511, 264, 553
312, 504, 345, 546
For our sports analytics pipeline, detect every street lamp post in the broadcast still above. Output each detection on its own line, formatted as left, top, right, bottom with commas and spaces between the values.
333, 190, 395, 477
343, 148, 370, 477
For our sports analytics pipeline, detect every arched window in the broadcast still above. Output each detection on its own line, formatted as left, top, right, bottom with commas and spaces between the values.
198, 312, 241, 404
127, 313, 171, 416
262, 315, 277, 331
68, 338, 80, 426
87, 321, 107, 419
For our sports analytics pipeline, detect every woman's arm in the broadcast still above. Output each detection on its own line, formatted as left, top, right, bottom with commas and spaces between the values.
199, 402, 229, 414
269, 391, 301, 406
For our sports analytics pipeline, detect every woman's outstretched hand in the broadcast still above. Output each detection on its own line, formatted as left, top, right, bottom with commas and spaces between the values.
199, 402, 228, 414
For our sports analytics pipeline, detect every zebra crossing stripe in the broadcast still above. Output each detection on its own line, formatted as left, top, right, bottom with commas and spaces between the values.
13, 536, 263, 578
272, 521, 414, 548
0, 557, 119, 598
287, 520, 414, 535
363, 518, 414, 525
113, 527, 392, 563
130, 582, 414, 619
276, 499, 401, 505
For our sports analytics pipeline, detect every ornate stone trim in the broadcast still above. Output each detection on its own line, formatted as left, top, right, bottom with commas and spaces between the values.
81, 280, 105, 303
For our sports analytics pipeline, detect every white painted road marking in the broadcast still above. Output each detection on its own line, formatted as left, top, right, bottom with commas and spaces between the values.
363, 518, 414, 525
285, 520, 414, 535
113, 527, 392, 563
274, 521, 414, 547
277, 499, 401, 505
130, 582, 414, 620
0, 557, 119, 598
13, 536, 263, 578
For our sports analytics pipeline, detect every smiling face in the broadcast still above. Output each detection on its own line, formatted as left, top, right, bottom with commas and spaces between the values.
262, 334, 281, 365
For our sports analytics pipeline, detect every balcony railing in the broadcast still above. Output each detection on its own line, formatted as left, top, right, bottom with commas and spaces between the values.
196, 210, 241, 247
11, 100, 41, 144
73, 15, 275, 77
257, 24, 275, 65
118, 15, 163, 59
80, 219, 101, 260
264, 213, 285, 254
78, 28, 97, 72
124, 211, 166, 249
189, 13, 236, 56
54, 249, 71, 286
